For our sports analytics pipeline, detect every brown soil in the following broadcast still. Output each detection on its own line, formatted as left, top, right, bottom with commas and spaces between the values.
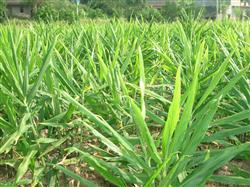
1, 160, 250, 187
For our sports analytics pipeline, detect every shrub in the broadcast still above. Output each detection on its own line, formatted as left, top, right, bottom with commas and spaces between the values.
86, 8, 106, 19
87, 0, 123, 18
35, 0, 78, 23
246, 9, 250, 18
34, 1, 58, 22
234, 7, 242, 18
0, 0, 6, 23
127, 6, 164, 22
161, 1, 180, 21
34, 0, 164, 22
161, 2, 205, 21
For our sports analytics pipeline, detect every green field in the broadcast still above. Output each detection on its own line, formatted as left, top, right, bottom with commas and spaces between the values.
0, 19, 250, 186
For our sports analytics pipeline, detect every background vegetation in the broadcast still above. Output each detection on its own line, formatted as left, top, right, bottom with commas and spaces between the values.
0, 0, 6, 22
0, 0, 232, 23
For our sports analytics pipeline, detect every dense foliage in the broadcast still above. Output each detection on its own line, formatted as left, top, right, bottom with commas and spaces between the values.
34, 0, 79, 22
0, 0, 6, 23
0, 0, 248, 22
33, 0, 198, 22
33, 0, 243, 22
0, 18, 249, 186
35, 0, 161, 22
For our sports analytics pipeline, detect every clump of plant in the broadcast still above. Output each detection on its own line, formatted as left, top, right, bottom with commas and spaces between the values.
35, 0, 78, 23
86, 7, 106, 19
161, 1, 180, 21
0, 18, 250, 186
128, 6, 164, 22
0, 0, 6, 23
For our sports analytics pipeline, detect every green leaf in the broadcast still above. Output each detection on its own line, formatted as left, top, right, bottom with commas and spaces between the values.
170, 44, 202, 153
27, 37, 57, 103
215, 64, 250, 99
212, 109, 250, 126
144, 153, 175, 187
55, 165, 98, 187
35, 138, 58, 144
0, 114, 30, 154
195, 51, 233, 109
203, 126, 250, 142
32, 163, 44, 187
210, 175, 250, 186
130, 99, 161, 164
184, 99, 219, 154
16, 150, 37, 183
81, 121, 149, 174
162, 67, 181, 158
180, 143, 250, 187
39, 137, 68, 158
67, 147, 126, 187
0, 116, 14, 134
138, 46, 146, 118
61, 91, 135, 157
